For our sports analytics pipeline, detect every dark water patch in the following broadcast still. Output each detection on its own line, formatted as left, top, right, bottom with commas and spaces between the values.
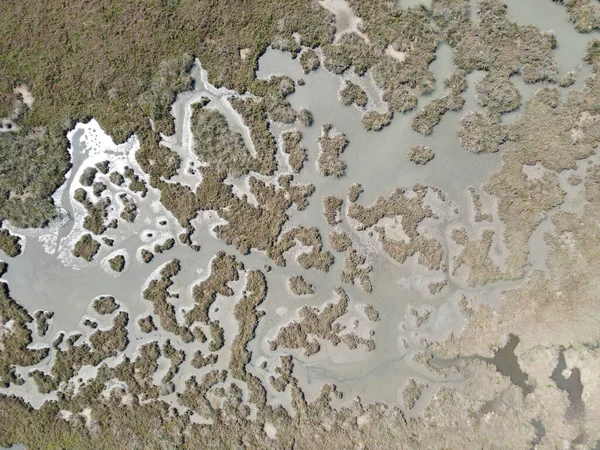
550, 350, 585, 422
483, 334, 534, 395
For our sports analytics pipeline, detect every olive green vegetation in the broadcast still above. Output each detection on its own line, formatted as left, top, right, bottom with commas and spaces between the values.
560, 0, 600, 33
108, 255, 126, 272
143, 258, 194, 342
323, 33, 378, 77
79, 167, 98, 187
93, 296, 119, 315
33, 310, 54, 337
191, 105, 253, 177
0, 228, 22, 257
95, 160, 110, 175
118, 194, 138, 223
109, 171, 124, 186
3, 2, 600, 449
281, 130, 307, 173
0, 0, 561, 230
407, 144, 435, 165
458, 110, 507, 154
0, 282, 49, 388
296, 108, 313, 127
317, 126, 348, 177
339, 81, 368, 108
72, 234, 101, 262
349, 185, 444, 270
270, 288, 375, 356
83, 318, 98, 329
186, 252, 243, 326
323, 196, 343, 225
123, 167, 148, 197
0, 0, 335, 227
341, 247, 373, 293
288, 275, 316, 296
361, 110, 393, 131
73, 189, 112, 235
299, 48, 321, 74
348, 183, 363, 203
138, 315, 157, 333
92, 182, 107, 197
154, 238, 175, 254
0, 131, 69, 227
329, 231, 352, 252
140, 249, 154, 263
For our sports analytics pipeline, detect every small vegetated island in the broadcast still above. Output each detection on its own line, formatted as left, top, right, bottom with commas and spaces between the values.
0, 0, 600, 448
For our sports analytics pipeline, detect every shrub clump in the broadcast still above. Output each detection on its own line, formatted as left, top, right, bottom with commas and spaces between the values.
154, 238, 175, 254
475, 73, 521, 114
296, 108, 313, 127
0, 131, 70, 228
92, 182, 107, 197
299, 48, 320, 73
119, 194, 138, 223
329, 231, 352, 252
72, 234, 100, 261
458, 110, 507, 154
93, 296, 119, 315
0, 228, 22, 257
124, 167, 148, 197
141, 249, 154, 263
323, 196, 343, 225
282, 131, 307, 173
33, 310, 54, 336
361, 110, 393, 131
109, 171, 125, 186
288, 275, 315, 295
138, 315, 157, 333
95, 160, 110, 174
109, 254, 126, 272
79, 167, 98, 187
348, 183, 363, 202
339, 81, 368, 107
411, 98, 450, 135
317, 126, 348, 177
191, 105, 253, 177
407, 145, 435, 165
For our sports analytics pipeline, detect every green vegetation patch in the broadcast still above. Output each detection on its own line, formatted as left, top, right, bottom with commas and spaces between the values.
339, 81, 368, 108
0, 131, 69, 228
191, 105, 254, 177
108, 254, 126, 272
72, 234, 100, 261
93, 296, 119, 315
0, 228, 21, 257
407, 145, 435, 165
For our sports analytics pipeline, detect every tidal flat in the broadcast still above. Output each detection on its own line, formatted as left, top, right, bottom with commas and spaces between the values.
1, 0, 600, 448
